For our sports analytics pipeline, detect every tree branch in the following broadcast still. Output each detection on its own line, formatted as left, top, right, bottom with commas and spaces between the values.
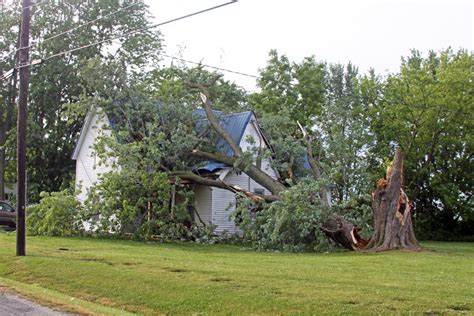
170, 170, 280, 203
297, 121, 329, 206
191, 149, 287, 195
186, 77, 243, 157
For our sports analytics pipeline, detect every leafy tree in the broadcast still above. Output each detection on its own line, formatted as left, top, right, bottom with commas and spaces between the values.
1, 0, 161, 202
251, 50, 325, 127
251, 52, 374, 204
373, 49, 473, 239
250, 51, 328, 189
317, 63, 374, 202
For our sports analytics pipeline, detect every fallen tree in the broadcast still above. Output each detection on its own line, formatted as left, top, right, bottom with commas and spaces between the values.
185, 78, 421, 252
323, 148, 421, 251
91, 73, 421, 251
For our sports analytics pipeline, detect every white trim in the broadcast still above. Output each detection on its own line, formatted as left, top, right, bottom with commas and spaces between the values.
218, 168, 231, 180
72, 111, 94, 160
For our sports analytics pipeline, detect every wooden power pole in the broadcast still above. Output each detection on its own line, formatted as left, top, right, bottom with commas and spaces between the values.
17, 0, 31, 256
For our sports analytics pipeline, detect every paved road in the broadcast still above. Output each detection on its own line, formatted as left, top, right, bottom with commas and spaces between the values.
0, 292, 67, 316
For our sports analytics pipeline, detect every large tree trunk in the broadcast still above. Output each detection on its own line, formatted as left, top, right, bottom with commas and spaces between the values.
323, 148, 420, 251
365, 148, 420, 251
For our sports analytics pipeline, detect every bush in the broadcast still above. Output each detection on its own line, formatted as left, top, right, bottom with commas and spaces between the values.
82, 170, 200, 242
27, 190, 81, 236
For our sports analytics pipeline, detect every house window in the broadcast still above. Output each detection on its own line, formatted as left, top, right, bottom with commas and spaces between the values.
254, 188, 264, 196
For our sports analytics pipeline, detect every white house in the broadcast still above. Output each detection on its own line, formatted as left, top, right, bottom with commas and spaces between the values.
72, 108, 279, 234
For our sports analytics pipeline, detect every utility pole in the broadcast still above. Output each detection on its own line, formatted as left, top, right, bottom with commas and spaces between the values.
17, 0, 31, 256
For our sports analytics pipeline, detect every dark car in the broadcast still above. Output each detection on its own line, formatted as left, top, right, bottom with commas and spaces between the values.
0, 200, 16, 230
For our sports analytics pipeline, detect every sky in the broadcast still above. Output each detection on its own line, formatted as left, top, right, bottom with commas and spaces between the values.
147, 0, 473, 91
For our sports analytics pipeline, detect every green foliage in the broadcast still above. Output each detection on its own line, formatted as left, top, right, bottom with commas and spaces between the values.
318, 63, 374, 201
236, 180, 370, 252
26, 190, 80, 236
148, 65, 249, 113
371, 49, 473, 238
252, 52, 375, 202
1, 1, 162, 203
82, 169, 173, 236
251, 50, 325, 126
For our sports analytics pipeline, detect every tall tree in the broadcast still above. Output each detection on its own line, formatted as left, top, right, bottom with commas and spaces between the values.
251, 51, 373, 204
250, 51, 327, 187
373, 49, 473, 238
1, 0, 161, 202
317, 63, 373, 202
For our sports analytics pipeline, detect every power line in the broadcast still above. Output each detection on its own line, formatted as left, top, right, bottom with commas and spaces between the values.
16, 0, 238, 66
0, 1, 44, 63
3, 1, 242, 81
161, 53, 259, 79
40, 2, 143, 44
1, 1, 142, 64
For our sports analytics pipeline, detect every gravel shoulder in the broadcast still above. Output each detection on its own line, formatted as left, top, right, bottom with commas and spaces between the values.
0, 290, 68, 316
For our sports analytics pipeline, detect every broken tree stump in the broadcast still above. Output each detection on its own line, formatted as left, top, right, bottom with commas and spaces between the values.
364, 148, 420, 251
322, 148, 420, 252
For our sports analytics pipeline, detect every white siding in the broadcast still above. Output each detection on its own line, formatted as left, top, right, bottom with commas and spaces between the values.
240, 118, 278, 180
211, 116, 279, 234
194, 185, 212, 225
75, 112, 113, 202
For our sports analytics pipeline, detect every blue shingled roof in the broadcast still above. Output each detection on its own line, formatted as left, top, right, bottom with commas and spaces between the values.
194, 111, 254, 173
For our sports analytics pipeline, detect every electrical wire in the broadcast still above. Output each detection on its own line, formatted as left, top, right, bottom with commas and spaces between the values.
3, 0, 241, 81
161, 53, 259, 79
40, 2, 143, 44
0, 1, 143, 64
16, 0, 238, 66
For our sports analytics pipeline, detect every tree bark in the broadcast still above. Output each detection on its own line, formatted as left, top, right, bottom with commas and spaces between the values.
322, 217, 368, 250
365, 148, 420, 251
170, 170, 280, 203
297, 121, 329, 206
191, 150, 286, 196
323, 148, 420, 252
186, 77, 287, 196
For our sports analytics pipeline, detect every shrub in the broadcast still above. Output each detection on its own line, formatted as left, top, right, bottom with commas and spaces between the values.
82, 169, 198, 241
27, 190, 81, 236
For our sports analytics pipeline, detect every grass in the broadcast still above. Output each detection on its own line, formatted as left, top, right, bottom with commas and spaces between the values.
0, 233, 472, 315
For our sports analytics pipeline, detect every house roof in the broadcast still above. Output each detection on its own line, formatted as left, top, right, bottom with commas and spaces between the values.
73, 106, 270, 174
215, 111, 253, 156
195, 111, 254, 173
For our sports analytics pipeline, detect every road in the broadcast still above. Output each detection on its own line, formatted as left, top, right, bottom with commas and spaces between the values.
0, 292, 67, 316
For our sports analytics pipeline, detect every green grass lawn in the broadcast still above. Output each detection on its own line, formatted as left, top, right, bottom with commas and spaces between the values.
0, 233, 472, 315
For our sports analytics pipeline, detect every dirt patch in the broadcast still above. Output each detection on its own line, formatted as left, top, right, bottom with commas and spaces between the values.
78, 258, 113, 266
163, 267, 190, 273
209, 277, 232, 282
448, 304, 471, 311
